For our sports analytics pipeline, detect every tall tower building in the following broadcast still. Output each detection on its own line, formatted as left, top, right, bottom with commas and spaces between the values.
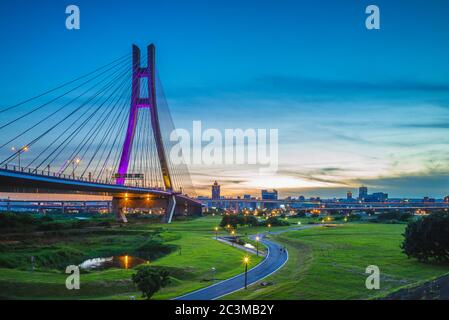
359, 186, 368, 200
211, 181, 220, 200
347, 191, 353, 200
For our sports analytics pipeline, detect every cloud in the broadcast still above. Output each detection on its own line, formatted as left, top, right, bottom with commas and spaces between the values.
251, 75, 449, 94
399, 122, 449, 129
168, 74, 449, 103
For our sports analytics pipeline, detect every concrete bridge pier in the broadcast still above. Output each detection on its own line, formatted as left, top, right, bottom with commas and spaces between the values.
112, 195, 202, 224
112, 197, 128, 223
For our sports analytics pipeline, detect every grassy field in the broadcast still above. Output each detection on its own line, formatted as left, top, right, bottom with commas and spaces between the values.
226, 223, 449, 300
2, 214, 446, 300
0, 215, 263, 300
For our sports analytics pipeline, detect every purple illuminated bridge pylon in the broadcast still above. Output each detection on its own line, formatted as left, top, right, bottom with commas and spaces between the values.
0, 43, 202, 224
116, 44, 173, 191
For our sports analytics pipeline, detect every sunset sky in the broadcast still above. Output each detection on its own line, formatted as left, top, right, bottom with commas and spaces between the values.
1, 0, 449, 199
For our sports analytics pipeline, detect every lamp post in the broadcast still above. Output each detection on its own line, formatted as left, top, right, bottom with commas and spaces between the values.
211, 267, 216, 282
231, 230, 236, 246
255, 235, 260, 256
243, 256, 249, 289
72, 158, 80, 178
13, 146, 28, 168
214, 226, 219, 240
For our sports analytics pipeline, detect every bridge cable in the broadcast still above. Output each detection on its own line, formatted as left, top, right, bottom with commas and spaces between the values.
0, 53, 130, 115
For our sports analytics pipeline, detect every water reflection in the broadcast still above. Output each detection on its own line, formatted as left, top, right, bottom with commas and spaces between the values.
79, 255, 148, 270
244, 243, 255, 250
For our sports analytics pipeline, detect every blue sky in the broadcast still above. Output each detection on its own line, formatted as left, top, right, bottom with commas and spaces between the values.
1, 0, 449, 198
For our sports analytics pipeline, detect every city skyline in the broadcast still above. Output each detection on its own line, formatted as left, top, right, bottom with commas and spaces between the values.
1, 0, 449, 198
201, 180, 448, 201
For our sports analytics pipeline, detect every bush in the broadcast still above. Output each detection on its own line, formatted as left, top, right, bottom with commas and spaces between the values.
401, 212, 449, 263
347, 214, 361, 222
260, 216, 290, 227
0, 213, 38, 229
132, 265, 170, 299
378, 211, 412, 222
220, 215, 240, 228
220, 214, 259, 228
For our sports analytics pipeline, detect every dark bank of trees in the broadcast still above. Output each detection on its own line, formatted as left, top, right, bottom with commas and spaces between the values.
402, 212, 449, 263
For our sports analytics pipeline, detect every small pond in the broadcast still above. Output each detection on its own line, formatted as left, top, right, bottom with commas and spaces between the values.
79, 255, 148, 270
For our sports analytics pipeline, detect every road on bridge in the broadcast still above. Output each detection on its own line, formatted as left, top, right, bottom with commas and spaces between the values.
174, 225, 319, 300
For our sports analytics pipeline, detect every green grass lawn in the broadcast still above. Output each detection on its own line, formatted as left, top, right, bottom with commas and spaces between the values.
225, 223, 449, 300
0, 215, 263, 300
3, 215, 444, 300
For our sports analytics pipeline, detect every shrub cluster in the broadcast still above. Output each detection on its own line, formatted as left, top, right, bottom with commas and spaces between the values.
401, 212, 449, 263
219, 214, 289, 228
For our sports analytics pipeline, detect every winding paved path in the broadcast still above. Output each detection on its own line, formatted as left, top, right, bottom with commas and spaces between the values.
174, 225, 319, 300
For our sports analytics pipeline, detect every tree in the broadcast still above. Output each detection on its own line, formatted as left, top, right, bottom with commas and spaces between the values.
243, 215, 259, 227
219, 215, 240, 228
401, 212, 449, 263
260, 216, 289, 227
131, 266, 170, 299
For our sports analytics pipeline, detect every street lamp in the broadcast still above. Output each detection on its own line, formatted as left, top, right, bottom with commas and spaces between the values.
243, 256, 249, 289
231, 230, 236, 246
214, 226, 219, 240
211, 267, 216, 282
14, 146, 29, 168
72, 158, 80, 178
255, 235, 260, 256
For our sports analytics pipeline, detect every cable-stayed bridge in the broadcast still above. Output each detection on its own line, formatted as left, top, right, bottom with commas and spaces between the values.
0, 44, 201, 223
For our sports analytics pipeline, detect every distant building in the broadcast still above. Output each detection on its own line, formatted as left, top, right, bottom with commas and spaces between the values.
243, 194, 251, 199
261, 189, 278, 200
370, 192, 388, 202
298, 195, 305, 202
211, 181, 220, 200
262, 189, 278, 209
359, 186, 368, 200
347, 191, 353, 200
423, 196, 435, 203
444, 196, 449, 203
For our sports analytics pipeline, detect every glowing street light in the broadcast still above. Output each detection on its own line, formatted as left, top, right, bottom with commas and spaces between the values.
243, 256, 250, 289
13, 145, 29, 168
214, 226, 219, 240
72, 158, 80, 178
255, 235, 260, 256
231, 229, 236, 246
211, 267, 216, 282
